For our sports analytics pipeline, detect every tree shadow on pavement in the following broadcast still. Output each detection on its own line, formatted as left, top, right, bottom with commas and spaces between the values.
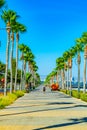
33, 117, 87, 130
5, 101, 75, 109
0, 104, 87, 117
47, 102, 74, 105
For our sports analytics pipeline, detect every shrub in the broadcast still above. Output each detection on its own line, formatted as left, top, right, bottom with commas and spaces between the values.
60, 89, 69, 94
72, 90, 80, 99
61, 89, 67, 94
0, 91, 25, 109
60, 89, 87, 103
13, 90, 24, 98
66, 90, 70, 95
7, 93, 17, 101
0, 97, 11, 109
80, 93, 87, 102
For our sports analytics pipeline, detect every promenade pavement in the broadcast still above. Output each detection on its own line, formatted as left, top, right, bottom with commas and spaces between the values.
0, 85, 87, 130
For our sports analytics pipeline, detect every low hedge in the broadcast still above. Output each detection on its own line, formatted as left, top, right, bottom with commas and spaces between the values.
60, 89, 87, 102
13, 90, 24, 98
80, 93, 87, 102
60, 89, 70, 95
71, 90, 80, 99
0, 90, 25, 109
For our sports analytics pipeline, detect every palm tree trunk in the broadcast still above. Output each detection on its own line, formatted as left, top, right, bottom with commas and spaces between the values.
78, 63, 80, 92
10, 32, 14, 93
67, 68, 69, 90
70, 68, 72, 96
22, 60, 24, 90
20, 60, 23, 90
14, 33, 19, 91
56, 71, 58, 83
61, 69, 64, 89
65, 70, 67, 89
24, 60, 26, 89
83, 58, 86, 93
59, 70, 61, 89
51, 76, 53, 84
63, 69, 65, 89
33, 72, 35, 87
77, 52, 81, 93
4, 26, 10, 96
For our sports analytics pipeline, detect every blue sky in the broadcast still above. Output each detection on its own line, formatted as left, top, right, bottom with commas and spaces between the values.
0, 0, 87, 80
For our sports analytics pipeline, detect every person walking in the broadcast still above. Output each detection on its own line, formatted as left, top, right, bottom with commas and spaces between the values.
43, 86, 46, 92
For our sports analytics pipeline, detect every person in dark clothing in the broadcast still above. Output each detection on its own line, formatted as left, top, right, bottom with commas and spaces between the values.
43, 86, 46, 92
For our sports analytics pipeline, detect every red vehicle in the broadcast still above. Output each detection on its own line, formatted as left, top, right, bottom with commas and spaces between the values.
51, 83, 59, 91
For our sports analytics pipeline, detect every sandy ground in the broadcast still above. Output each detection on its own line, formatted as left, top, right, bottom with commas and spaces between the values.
0, 85, 87, 130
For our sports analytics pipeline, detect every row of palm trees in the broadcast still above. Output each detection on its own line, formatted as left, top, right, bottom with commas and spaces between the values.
0, 0, 40, 96
45, 32, 87, 95
18, 44, 39, 90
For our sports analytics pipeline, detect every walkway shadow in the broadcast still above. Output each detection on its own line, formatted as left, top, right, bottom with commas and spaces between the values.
47, 102, 74, 105
6, 101, 75, 109
58, 104, 87, 109
33, 117, 87, 130
1, 104, 87, 117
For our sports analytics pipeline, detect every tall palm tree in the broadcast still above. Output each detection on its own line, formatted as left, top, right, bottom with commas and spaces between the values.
63, 47, 76, 95
18, 43, 26, 90
35, 73, 41, 85
74, 41, 83, 93
45, 73, 51, 86
63, 50, 70, 90
64, 63, 68, 89
31, 62, 38, 87
19, 44, 32, 90
10, 14, 20, 93
81, 33, 87, 93
56, 57, 65, 89
68, 47, 76, 96
14, 22, 26, 91
54, 67, 59, 84
1, 9, 17, 95
77, 33, 87, 93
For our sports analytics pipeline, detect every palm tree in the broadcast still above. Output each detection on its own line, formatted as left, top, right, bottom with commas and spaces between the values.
68, 47, 76, 96
76, 33, 87, 93
45, 74, 51, 86
19, 44, 33, 90
14, 22, 26, 91
10, 14, 20, 93
74, 41, 83, 93
35, 73, 41, 85
31, 62, 38, 87
56, 57, 65, 89
64, 63, 68, 89
63, 47, 76, 95
63, 50, 70, 90
81, 33, 87, 93
18, 43, 26, 90
1, 9, 18, 95
55, 67, 59, 84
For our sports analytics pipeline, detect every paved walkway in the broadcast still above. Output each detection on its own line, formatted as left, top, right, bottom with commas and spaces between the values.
0, 85, 87, 130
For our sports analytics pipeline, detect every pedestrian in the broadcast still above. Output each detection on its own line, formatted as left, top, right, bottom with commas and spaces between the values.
43, 86, 46, 92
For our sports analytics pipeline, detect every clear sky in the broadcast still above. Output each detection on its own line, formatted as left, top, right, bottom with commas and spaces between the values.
0, 0, 87, 80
